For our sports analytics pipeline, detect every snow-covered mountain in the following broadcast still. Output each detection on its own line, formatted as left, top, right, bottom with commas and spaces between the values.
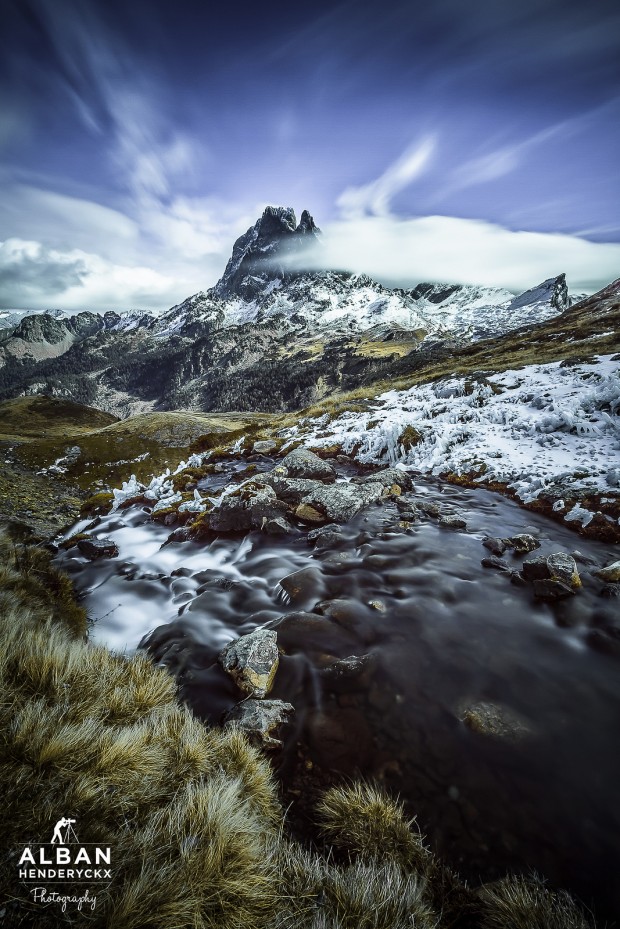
151, 205, 575, 345
0, 205, 605, 417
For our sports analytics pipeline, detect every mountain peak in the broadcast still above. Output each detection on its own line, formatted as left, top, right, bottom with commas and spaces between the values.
212, 206, 321, 299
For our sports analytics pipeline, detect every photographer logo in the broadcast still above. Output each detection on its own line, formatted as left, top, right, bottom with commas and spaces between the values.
16, 816, 113, 912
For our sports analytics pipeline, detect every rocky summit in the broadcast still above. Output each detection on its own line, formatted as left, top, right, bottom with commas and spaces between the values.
0, 206, 611, 418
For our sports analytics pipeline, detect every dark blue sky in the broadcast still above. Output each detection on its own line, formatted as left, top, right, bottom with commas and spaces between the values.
1, 0, 619, 309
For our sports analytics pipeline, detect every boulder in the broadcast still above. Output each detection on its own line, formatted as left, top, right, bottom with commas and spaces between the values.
219, 629, 280, 698
280, 447, 336, 482
481, 556, 510, 572
460, 701, 531, 741
355, 468, 413, 491
295, 503, 326, 524
438, 514, 467, 530
279, 566, 324, 605
208, 481, 288, 532
77, 537, 119, 560
522, 552, 581, 590
532, 578, 575, 601
482, 537, 508, 556
301, 481, 384, 522
595, 561, 620, 583
252, 439, 277, 454
509, 533, 540, 554
221, 698, 294, 748
307, 524, 343, 548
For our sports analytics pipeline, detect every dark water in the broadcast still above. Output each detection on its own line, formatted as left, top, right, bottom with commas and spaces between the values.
58, 462, 620, 922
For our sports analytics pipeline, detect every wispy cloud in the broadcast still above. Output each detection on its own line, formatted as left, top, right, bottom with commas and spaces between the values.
336, 137, 436, 218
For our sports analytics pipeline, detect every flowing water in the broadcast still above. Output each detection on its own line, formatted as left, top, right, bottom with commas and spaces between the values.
57, 460, 620, 922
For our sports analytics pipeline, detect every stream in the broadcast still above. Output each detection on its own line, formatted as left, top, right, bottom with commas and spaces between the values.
57, 458, 620, 922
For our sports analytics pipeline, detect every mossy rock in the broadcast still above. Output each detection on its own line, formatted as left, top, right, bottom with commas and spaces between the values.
80, 491, 114, 517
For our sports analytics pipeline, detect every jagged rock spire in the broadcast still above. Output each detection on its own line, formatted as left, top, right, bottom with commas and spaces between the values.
212, 206, 321, 299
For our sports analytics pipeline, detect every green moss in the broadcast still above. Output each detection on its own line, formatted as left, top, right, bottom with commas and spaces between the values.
80, 491, 114, 517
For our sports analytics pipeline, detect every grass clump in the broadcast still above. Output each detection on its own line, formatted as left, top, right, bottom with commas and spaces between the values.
477, 876, 594, 929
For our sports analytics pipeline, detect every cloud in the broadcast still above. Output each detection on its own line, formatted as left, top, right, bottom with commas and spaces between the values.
336, 137, 436, 218
0, 237, 176, 311
288, 214, 620, 294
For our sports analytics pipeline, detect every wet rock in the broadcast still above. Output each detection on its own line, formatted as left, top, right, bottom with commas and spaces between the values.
481, 556, 510, 572
600, 583, 620, 599
438, 514, 468, 530
77, 537, 119, 560
482, 536, 508, 556
208, 481, 288, 532
460, 701, 532, 741
355, 468, 413, 491
419, 502, 441, 517
219, 629, 280, 698
222, 698, 294, 748
303, 481, 384, 522
252, 439, 277, 454
368, 599, 387, 612
509, 533, 540, 554
532, 578, 576, 601
320, 654, 375, 691
281, 447, 336, 482
595, 561, 620, 583
279, 566, 324, 605
264, 516, 293, 536
295, 503, 326, 524
523, 552, 581, 589
307, 523, 343, 548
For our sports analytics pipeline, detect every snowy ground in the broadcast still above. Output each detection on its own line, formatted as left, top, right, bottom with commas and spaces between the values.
286, 355, 620, 526
108, 355, 619, 531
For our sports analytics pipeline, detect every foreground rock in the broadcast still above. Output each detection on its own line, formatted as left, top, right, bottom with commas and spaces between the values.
595, 561, 620, 583
281, 447, 336, 482
77, 537, 119, 560
222, 698, 294, 748
208, 481, 289, 533
219, 629, 279, 698
460, 701, 532, 742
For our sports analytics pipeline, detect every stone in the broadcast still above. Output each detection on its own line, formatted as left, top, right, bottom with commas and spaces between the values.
279, 566, 324, 605
523, 552, 581, 589
208, 481, 288, 532
307, 523, 343, 548
295, 503, 326, 524
252, 439, 277, 454
320, 654, 375, 691
600, 583, 620, 599
263, 517, 293, 536
301, 481, 384, 522
532, 578, 575, 600
356, 468, 413, 491
482, 536, 508, 556
481, 556, 510, 572
438, 514, 467, 530
509, 533, 540, 553
419, 502, 441, 517
77, 537, 119, 560
280, 447, 336, 482
595, 561, 620, 583
221, 698, 294, 748
460, 701, 531, 741
219, 628, 279, 698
